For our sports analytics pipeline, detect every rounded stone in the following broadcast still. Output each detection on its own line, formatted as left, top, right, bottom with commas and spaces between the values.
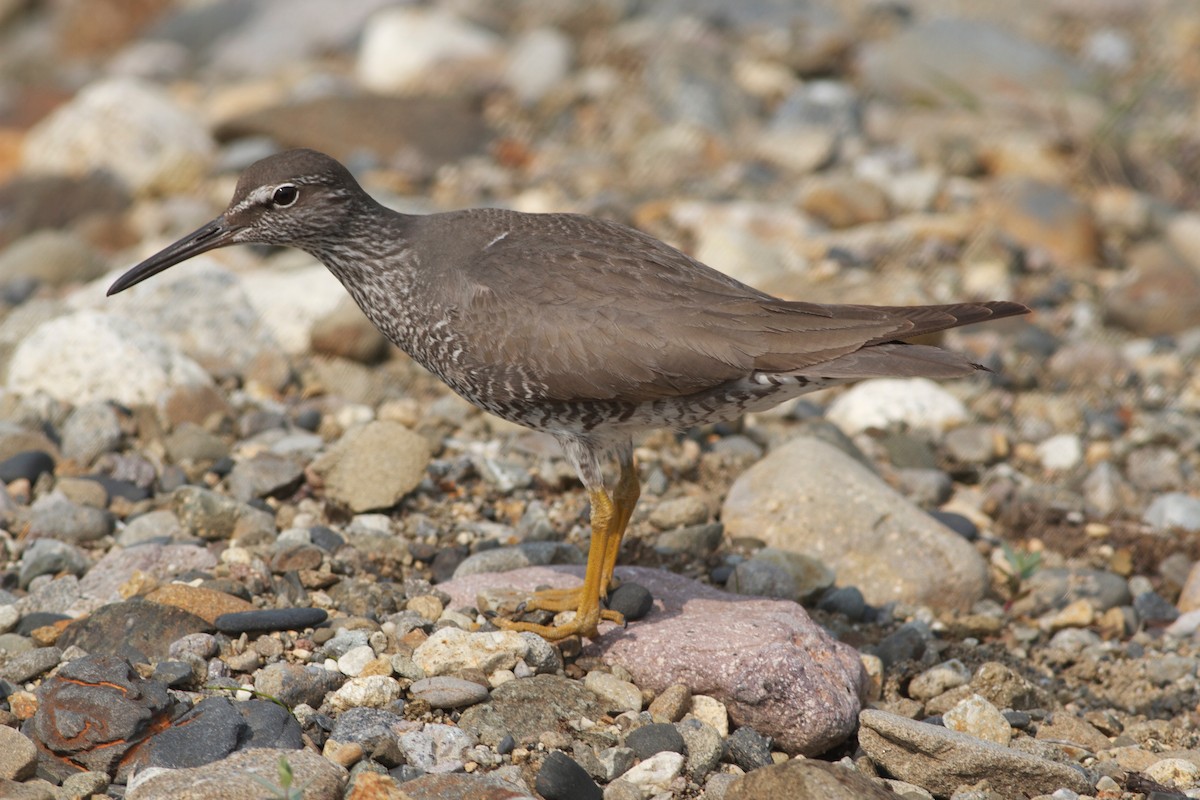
625, 723, 685, 760
607, 582, 653, 621
534, 750, 602, 800
410, 676, 490, 709
213, 607, 328, 634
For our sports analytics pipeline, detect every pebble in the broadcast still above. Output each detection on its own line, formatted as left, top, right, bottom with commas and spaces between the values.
410, 676, 490, 709
0, 451, 56, 485
452, 541, 584, 577
653, 523, 724, 556
908, 659, 972, 701
214, 607, 328, 634
60, 402, 123, 465
309, 420, 432, 513
0, 726, 38, 780
648, 684, 691, 722
858, 710, 1091, 797
626, 722, 685, 760
942, 694, 1012, 745
398, 723, 476, 773
826, 378, 969, 435
723, 726, 773, 771
411, 627, 530, 676
328, 676, 402, 713
125, 747, 346, 800
622, 750, 685, 794
648, 496, 710, 530
535, 750, 602, 800
19, 539, 89, 589
1143, 492, 1200, 533
584, 670, 643, 715
607, 582, 654, 621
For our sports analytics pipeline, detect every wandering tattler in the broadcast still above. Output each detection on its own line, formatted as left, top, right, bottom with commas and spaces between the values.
108, 149, 1029, 640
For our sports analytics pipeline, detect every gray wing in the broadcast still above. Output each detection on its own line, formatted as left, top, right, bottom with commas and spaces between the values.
430, 212, 1025, 404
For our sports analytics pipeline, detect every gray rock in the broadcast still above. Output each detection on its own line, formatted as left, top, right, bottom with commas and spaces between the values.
722, 436, 987, 611
648, 496, 711, 530
398, 723, 477, 773
6, 311, 212, 406
0, 725, 38, 781
19, 538, 89, 589
1143, 492, 1200, 532
724, 758, 895, 800
410, 676, 490, 709
24, 494, 113, 544
1012, 568, 1131, 616
22, 78, 214, 196
654, 523, 724, 556
452, 541, 584, 578
505, 27, 573, 105
726, 560, 796, 600
163, 423, 229, 463
677, 718, 723, 779
77, 543, 216, 605
171, 485, 276, 542
103, 261, 290, 385
1125, 446, 1183, 491
309, 421, 432, 513
0, 646, 62, 683
227, 453, 304, 502
116, 510, 188, 547
444, 567, 865, 755
858, 17, 1087, 105
0, 230, 107, 287
254, 662, 347, 710
858, 709, 1091, 796
458, 674, 602, 747
59, 402, 123, 465
125, 747, 346, 800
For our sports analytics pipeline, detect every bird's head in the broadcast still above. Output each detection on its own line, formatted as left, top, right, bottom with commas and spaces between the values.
108, 148, 367, 295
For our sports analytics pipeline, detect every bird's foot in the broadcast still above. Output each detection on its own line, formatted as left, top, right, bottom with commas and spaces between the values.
495, 607, 625, 641
517, 581, 620, 613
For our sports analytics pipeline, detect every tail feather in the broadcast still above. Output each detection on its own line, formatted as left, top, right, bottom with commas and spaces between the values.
803, 343, 984, 380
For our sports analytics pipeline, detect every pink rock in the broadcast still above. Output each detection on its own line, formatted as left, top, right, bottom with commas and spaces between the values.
440, 565, 866, 755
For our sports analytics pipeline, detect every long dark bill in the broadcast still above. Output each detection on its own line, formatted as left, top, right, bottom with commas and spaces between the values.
107, 216, 239, 296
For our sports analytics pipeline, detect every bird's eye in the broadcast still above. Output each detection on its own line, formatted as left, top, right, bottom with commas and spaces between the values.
272, 185, 299, 207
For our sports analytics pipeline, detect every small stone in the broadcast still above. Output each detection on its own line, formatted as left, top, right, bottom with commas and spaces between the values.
213, 607, 328, 634
607, 583, 653, 621
329, 676, 403, 712
584, 671, 642, 715
648, 684, 691, 722
648, 496, 710, 530
410, 676, 490, 709
677, 718, 723, 780
406, 595, 445, 623
653, 523, 724, 556
1144, 757, 1200, 789
338, 645, 379, 677
908, 659, 972, 701
942, 694, 1012, 745
0, 451, 55, 485
596, 746, 635, 782
412, 627, 528, 677
816, 586, 868, 621
535, 750, 602, 800
620, 751, 685, 795
124, 747, 345, 799
1036, 434, 1083, 471
724, 726, 773, 771
727, 560, 796, 600
1143, 492, 1200, 533
60, 402, 122, 465
310, 420, 432, 513
626, 723, 685, 760
19, 539, 90, 589
0, 726, 38, 780
690, 695, 729, 737
0, 647, 64, 683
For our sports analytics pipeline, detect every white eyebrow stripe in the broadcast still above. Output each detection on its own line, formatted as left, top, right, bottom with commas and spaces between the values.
229, 185, 276, 214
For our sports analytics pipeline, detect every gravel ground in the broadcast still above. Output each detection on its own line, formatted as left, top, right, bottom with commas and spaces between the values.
0, 2, 1199, 799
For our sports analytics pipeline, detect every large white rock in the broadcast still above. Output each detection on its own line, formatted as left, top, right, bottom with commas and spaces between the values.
6, 310, 211, 406
357, 6, 501, 92
22, 78, 214, 196
826, 377, 969, 435
721, 435, 987, 610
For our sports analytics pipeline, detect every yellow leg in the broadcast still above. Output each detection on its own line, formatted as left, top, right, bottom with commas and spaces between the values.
601, 456, 640, 590
514, 458, 641, 614
496, 486, 626, 640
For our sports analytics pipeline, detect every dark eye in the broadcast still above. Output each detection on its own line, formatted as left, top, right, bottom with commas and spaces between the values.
272, 185, 298, 207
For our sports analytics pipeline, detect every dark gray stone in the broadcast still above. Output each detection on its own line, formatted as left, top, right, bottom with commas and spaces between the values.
625, 723, 685, 760
535, 750, 602, 800
608, 582, 653, 621
723, 726, 773, 771
213, 607, 327, 633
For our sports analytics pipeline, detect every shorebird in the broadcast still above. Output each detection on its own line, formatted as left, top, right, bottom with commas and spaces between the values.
109, 149, 1028, 640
